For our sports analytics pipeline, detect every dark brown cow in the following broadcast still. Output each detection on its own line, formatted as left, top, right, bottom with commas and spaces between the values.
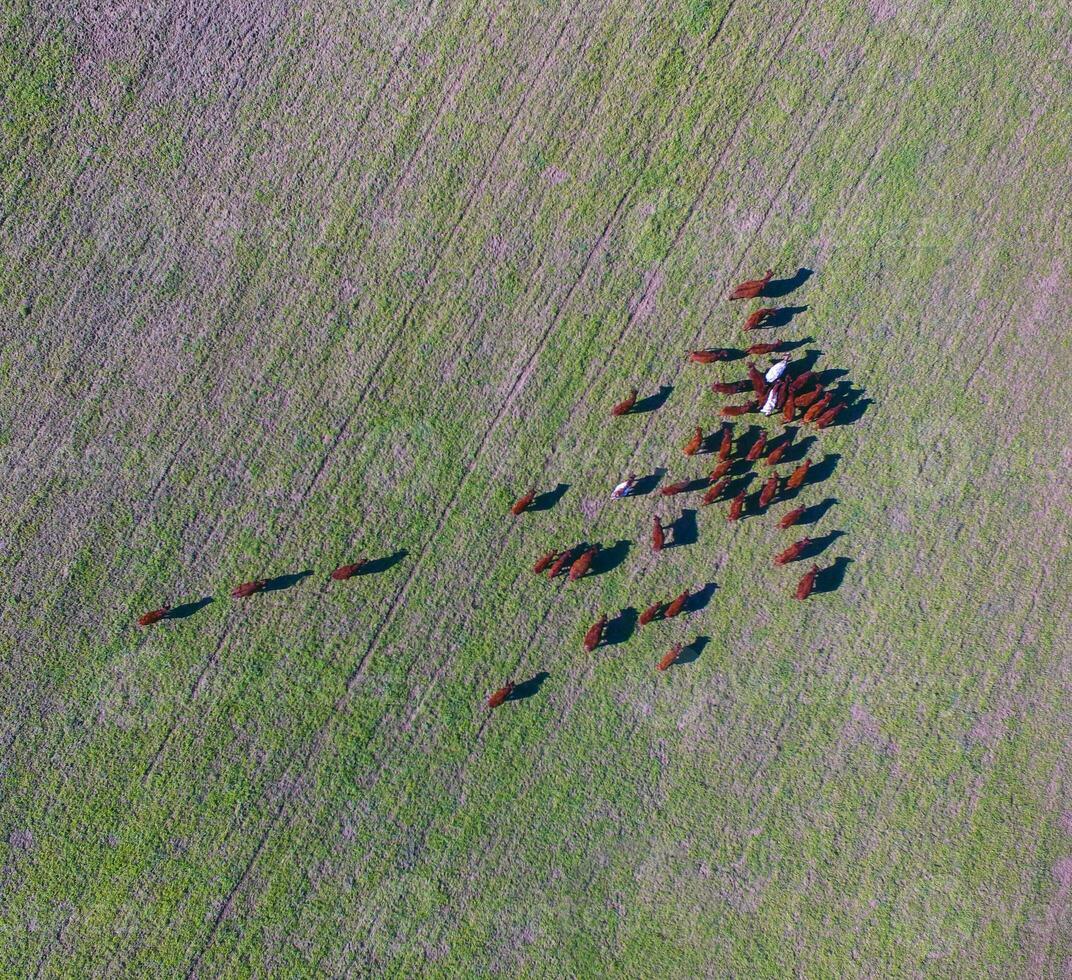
510, 489, 536, 516
718, 424, 733, 460
729, 269, 774, 301
795, 565, 819, 600
708, 459, 732, 482
664, 589, 690, 618
688, 349, 730, 363
727, 491, 745, 522
231, 580, 266, 599
759, 474, 779, 509
765, 378, 789, 412
548, 549, 574, 579
766, 430, 795, 467
137, 605, 171, 627
721, 401, 757, 418
774, 536, 811, 565
747, 338, 782, 355
789, 370, 816, 394
532, 551, 556, 574
660, 480, 690, 496
683, 426, 703, 456
487, 681, 515, 709
652, 515, 665, 553
786, 458, 811, 491
712, 380, 749, 395
746, 432, 767, 461
701, 478, 729, 506
584, 615, 607, 653
611, 389, 638, 417
657, 644, 683, 671
747, 362, 768, 399
568, 546, 599, 581
331, 560, 368, 581
816, 403, 845, 429
802, 395, 832, 423
794, 386, 824, 409
639, 601, 663, 626
744, 306, 777, 330
782, 392, 797, 424
778, 506, 805, 529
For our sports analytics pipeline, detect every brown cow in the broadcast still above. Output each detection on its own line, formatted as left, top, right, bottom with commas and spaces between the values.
708, 459, 732, 482
137, 605, 171, 627
664, 589, 690, 618
747, 338, 783, 355
727, 491, 745, 522
712, 380, 750, 395
729, 269, 774, 301
652, 515, 665, 552
487, 681, 515, 709
657, 644, 683, 671
794, 386, 824, 409
683, 426, 703, 456
701, 479, 729, 506
611, 389, 638, 417
510, 489, 536, 516
789, 370, 816, 394
747, 362, 768, 399
802, 395, 832, 423
231, 580, 266, 599
639, 601, 663, 626
568, 545, 599, 581
331, 560, 368, 581
816, 403, 844, 429
774, 536, 811, 565
532, 551, 556, 574
766, 430, 795, 467
786, 458, 811, 490
718, 424, 733, 460
721, 400, 758, 418
584, 615, 607, 653
746, 432, 767, 461
744, 306, 777, 330
778, 506, 805, 529
660, 479, 690, 496
766, 378, 789, 413
688, 349, 730, 363
548, 548, 574, 579
795, 565, 819, 600
759, 474, 779, 509
782, 392, 797, 424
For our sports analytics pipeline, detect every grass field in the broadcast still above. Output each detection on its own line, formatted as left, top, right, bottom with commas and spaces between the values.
2, 0, 1072, 975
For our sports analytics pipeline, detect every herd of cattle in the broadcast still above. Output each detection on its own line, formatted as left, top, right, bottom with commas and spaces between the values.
136, 269, 849, 712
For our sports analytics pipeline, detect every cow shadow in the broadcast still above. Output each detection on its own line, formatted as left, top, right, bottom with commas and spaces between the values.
765, 305, 808, 327
799, 497, 838, 526
791, 348, 823, 376
632, 467, 667, 496
604, 607, 637, 647
264, 570, 314, 592
675, 635, 710, 665
761, 267, 813, 299
507, 671, 550, 702
360, 549, 408, 575
814, 367, 849, 387
685, 582, 717, 613
670, 509, 698, 548
781, 434, 816, 465
808, 453, 841, 486
164, 597, 213, 620
632, 385, 673, 414
682, 475, 711, 494
529, 483, 569, 512
590, 539, 630, 576
815, 556, 853, 594
779, 335, 813, 353
801, 530, 845, 561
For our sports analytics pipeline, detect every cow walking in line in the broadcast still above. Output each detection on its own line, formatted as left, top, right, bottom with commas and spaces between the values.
611, 389, 638, 417
657, 644, 683, 671
487, 681, 515, 709
795, 565, 819, 600
729, 270, 774, 301
137, 605, 171, 626
331, 560, 368, 580
510, 489, 536, 516
584, 615, 607, 652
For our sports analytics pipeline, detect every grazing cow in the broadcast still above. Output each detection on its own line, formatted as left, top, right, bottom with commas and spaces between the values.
729, 269, 774, 301
701, 478, 729, 506
774, 536, 811, 565
721, 400, 758, 418
803, 395, 832, 423
487, 680, 515, 709
137, 605, 171, 627
548, 549, 574, 579
660, 479, 690, 496
779, 506, 805, 529
747, 338, 782, 355
584, 614, 607, 652
786, 459, 811, 490
683, 426, 703, 456
688, 349, 730, 363
568, 545, 599, 581
652, 516, 665, 552
657, 644, 683, 671
510, 489, 536, 516
712, 380, 749, 395
746, 432, 767, 461
794, 386, 823, 409
744, 307, 777, 330
231, 579, 266, 599
816, 403, 845, 429
759, 474, 779, 509
727, 491, 745, 522
611, 389, 638, 417
664, 589, 689, 618
709, 459, 732, 482
331, 560, 368, 581
789, 370, 816, 394
795, 565, 819, 600
766, 430, 795, 467
639, 601, 663, 626
747, 362, 768, 399
782, 392, 797, 423
718, 425, 733, 460
532, 551, 556, 574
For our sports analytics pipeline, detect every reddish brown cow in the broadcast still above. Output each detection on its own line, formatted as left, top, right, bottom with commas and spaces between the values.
746, 432, 767, 461
747, 338, 782, 355
782, 392, 797, 424
683, 426, 703, 456
688, 349, 730, 363
532, 551, 556, 574
701, 479, 729, 506
786, 458, 811, 490
657, 644, 683, 671
611, 389, 638, 417
727, 491, 745, 522
721, 401, 758, 418
774, 537, 811, 565
660, 480, 690, 496
331, 560, 368, 580
568, 546, 599, 581
664, 589, 690, 618
584, 615, 607, 653
747, 362, 768, 399
766, 430, 795, 467
778, 506, 805, 529
789, 370, 816, 394
795, 565, 819, 600
548, 549, 574, 579
510, 489, 536, 516
816, 403, 845, 429
802, 395, 832, 423
231, 580, 266, 599
759, 474, 779, 509
712, 380, 749, 395
652, 516, 665, 552
744, 307, 777, 330
794, 387, 823, 409
487, 681, 515, 709
639, 601, 663, 626
729, 269, 774, 301
137, 605, 171, 627
718, 424, 733, 460
708, 459, 732, 482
